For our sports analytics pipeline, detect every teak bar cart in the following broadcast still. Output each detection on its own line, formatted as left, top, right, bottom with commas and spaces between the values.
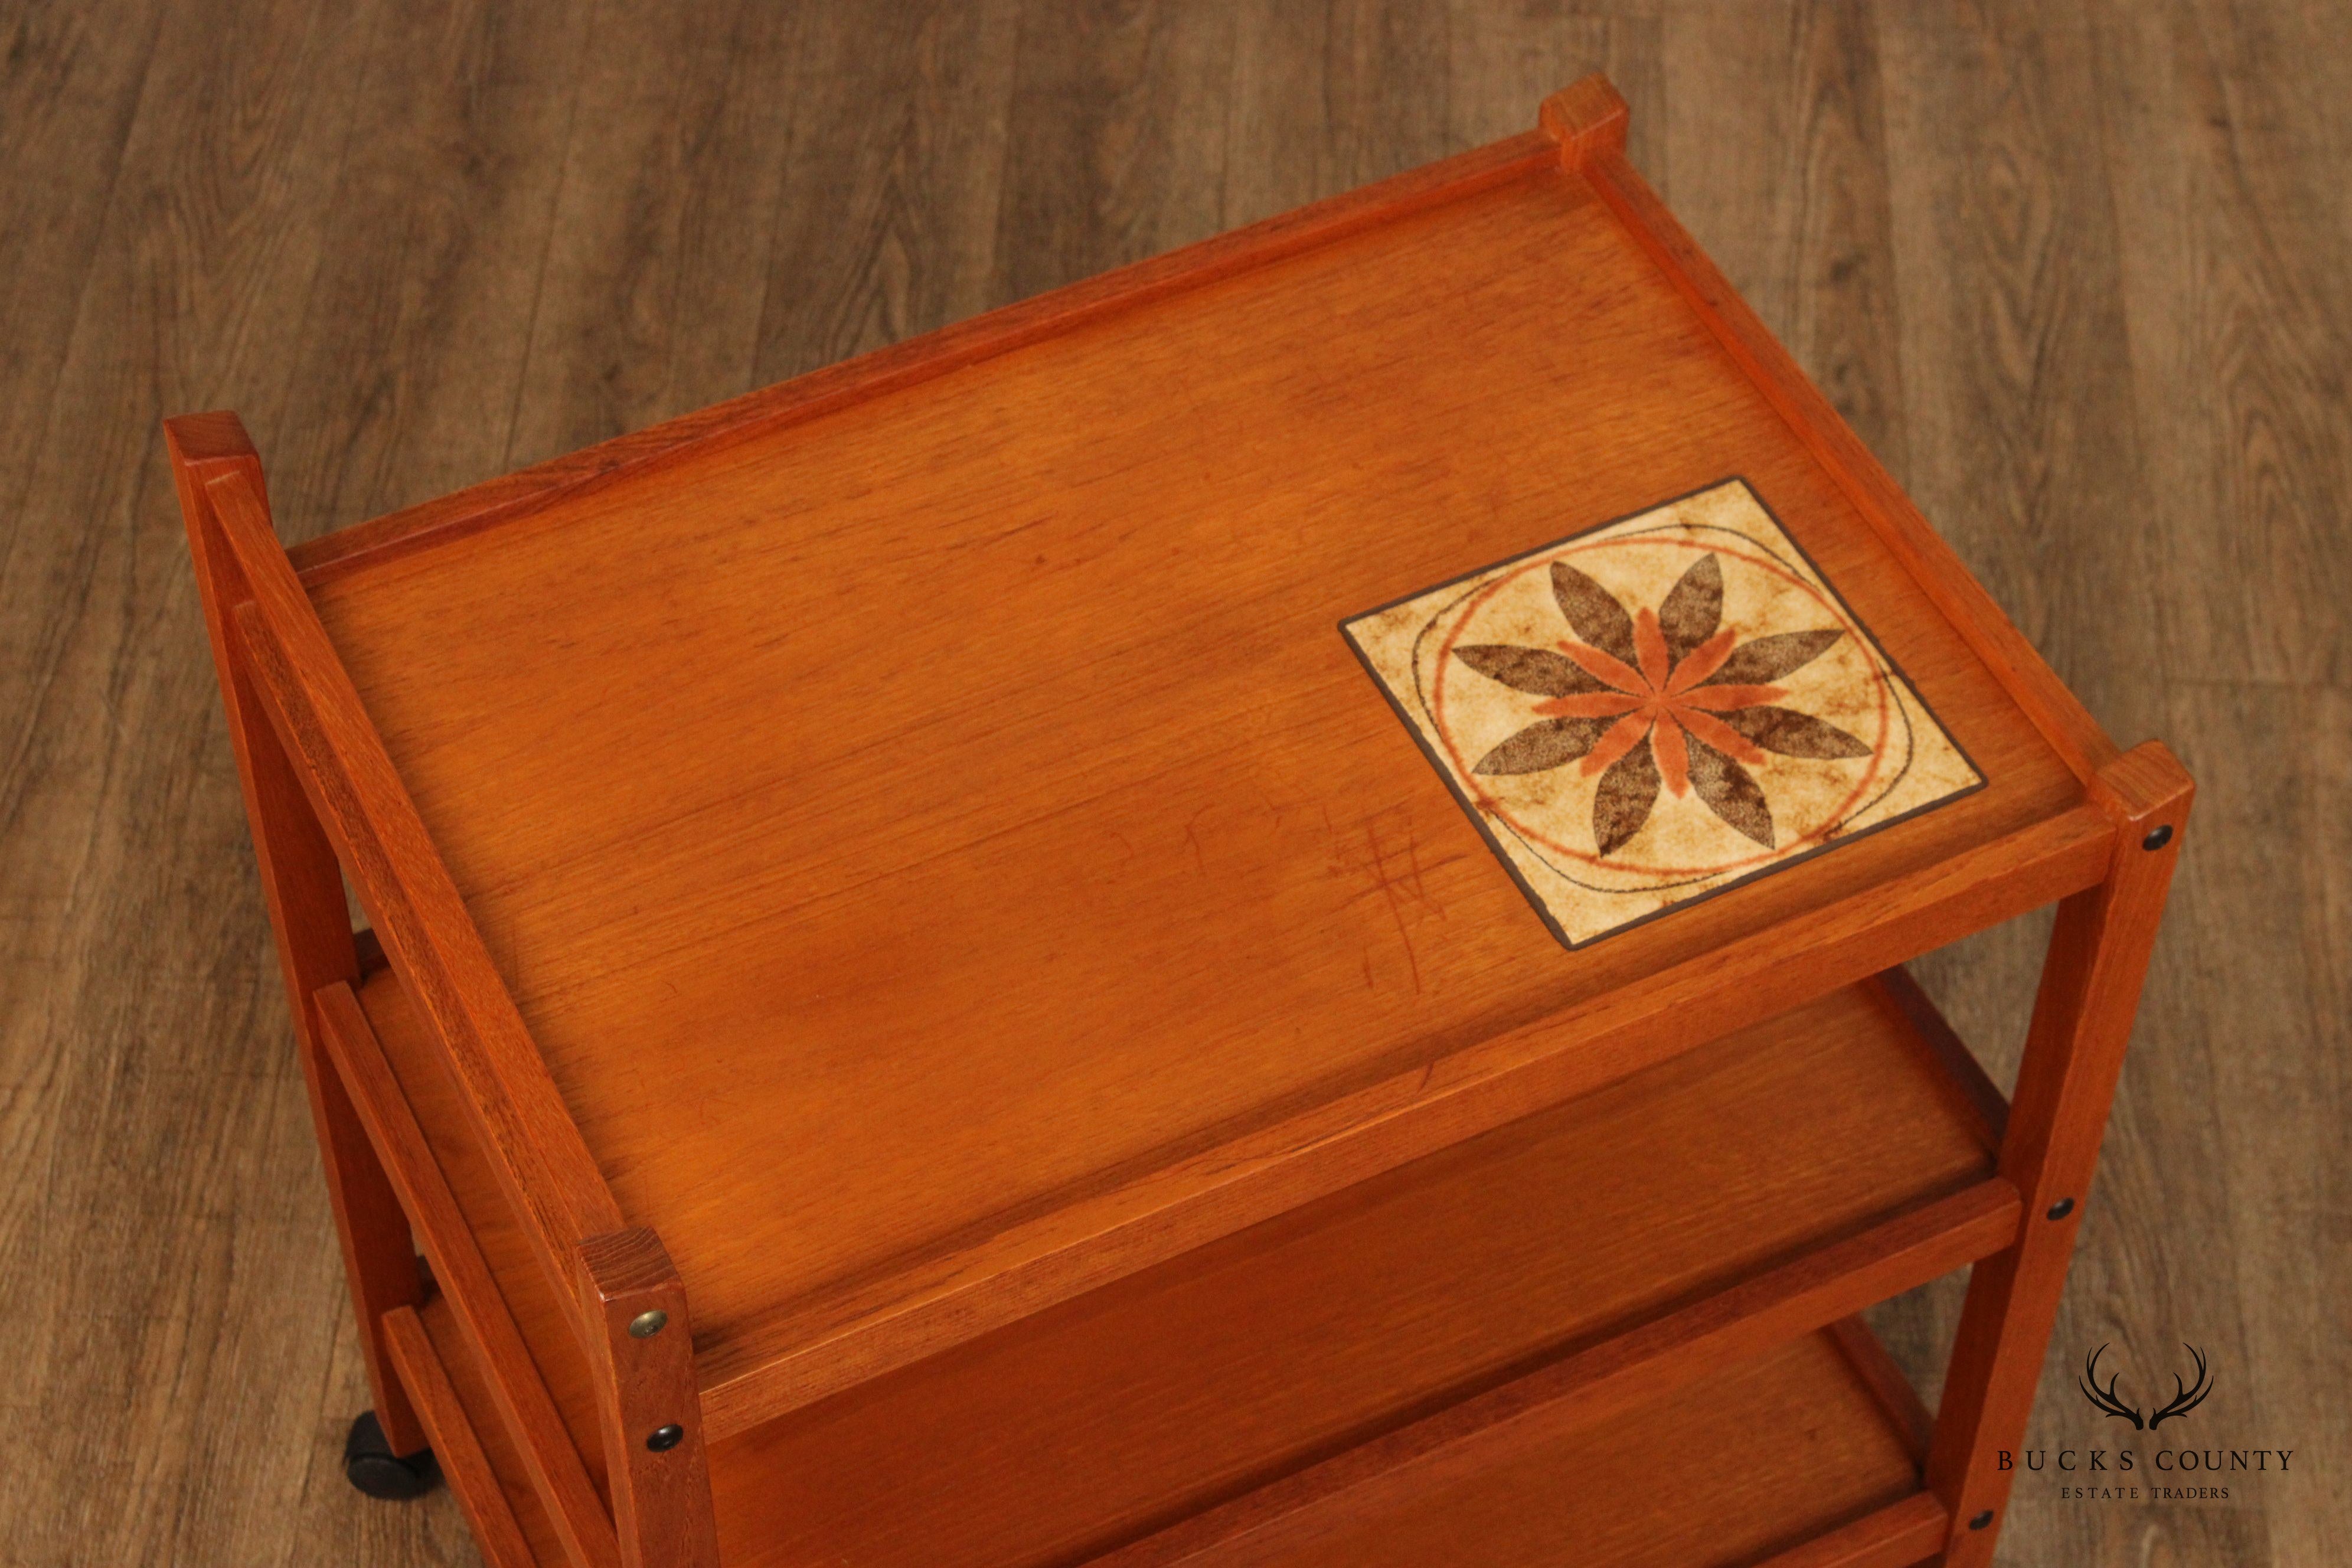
170, 79, 2188, 1568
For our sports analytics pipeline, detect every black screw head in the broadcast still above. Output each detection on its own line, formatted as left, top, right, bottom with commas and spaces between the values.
646, 1423, 685, 1452
2047, 1197, 2076, 1221
1969, 1510, 1995, 1531
2142, 824, 2174, 851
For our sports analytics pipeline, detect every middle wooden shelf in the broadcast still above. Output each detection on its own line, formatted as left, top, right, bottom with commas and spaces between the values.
333, 956, 2015, 1568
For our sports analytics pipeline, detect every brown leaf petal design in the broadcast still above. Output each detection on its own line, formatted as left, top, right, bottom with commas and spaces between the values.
1592, 731, 1661, 855
1472, 717, 1611, 776
1720, 705, 1872, 759
1549, 561, 1636, 663
1657, 553, 1723, 667
1452, 644, 1610, 697
1685, 733, 1775, 848
1700, 629, 1843, 687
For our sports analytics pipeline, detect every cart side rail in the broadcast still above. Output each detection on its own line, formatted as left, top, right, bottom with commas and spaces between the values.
166, 411, 628, 1345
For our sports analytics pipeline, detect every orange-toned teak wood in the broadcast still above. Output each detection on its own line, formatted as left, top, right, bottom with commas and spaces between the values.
166, 416, 427, 1459
169, 76, 2184, 1568
168, 415, 716, 1568
1926, 746, 2193, 1563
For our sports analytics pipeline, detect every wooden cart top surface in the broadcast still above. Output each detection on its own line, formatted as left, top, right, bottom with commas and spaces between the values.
249, 87, 2114, 1430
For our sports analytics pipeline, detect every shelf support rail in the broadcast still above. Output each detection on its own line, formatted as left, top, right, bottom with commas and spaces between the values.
316, 981, 621, 1568
166, 414, 432, 1459
167, 412, 627, 1344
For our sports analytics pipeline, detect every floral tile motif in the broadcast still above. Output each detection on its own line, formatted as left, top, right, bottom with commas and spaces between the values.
1342, 479, 1984, 948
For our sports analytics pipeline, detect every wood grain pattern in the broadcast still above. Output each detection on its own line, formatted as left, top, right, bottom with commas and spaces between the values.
1827, 1312, 1936, 1459
6, 8, 2338, 1567
1084, 1185, 2010, 1568
1657, 1, 1907, 475
756, 2, 1023, 387
1583, 127, 2118, 783
381, 1306, 540, 1568
0, 6, 492, 1557
573, 1229, 720, 1568
1928, 743, 2193, 1566
357, 959, 2001, 1568
1874, 961, 2010, 1147
1875, 1, 2170, 747
317, 979, 618, 1568
697, 976, 1994, 1567
165, 416, 429, 1458
1749, 1492, 1947, 1568
1225, 0, 1453, 229
1222, 1329, 1925, 1568
413, 1293, 577, 1567
191, 453, 629, 1323
288, 120, 2098, 1442
256, 0, 592, 537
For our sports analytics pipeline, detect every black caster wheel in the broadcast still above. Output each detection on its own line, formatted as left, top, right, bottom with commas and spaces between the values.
344, 1410, 440, 1500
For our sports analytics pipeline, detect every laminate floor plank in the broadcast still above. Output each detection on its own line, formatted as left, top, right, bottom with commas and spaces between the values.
2123, 678, 2341, 1564
1871, 0, 2167, 745
261, 0, 597, 539
751, 0, 1027, 386
2, 6, 2342, 1565
0, 1, 167, 550
1223, 0, 1453, 229
1657, 0, 1906, 468
0, 5, 463, 1564
504, 0, 802, 463
991, 0, 1239, 303
1446, 3, 1665, 181
2084, 0, 2351, 688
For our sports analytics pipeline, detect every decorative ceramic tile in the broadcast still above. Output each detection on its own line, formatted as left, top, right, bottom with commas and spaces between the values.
1342, 479, 1984, 948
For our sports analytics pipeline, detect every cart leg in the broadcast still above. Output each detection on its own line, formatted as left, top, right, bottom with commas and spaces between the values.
167, 414, 431, 1463
578, 1228, 723, 1568
1923, 743, 2191, 1564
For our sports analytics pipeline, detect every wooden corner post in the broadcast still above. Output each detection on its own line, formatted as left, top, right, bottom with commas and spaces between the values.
1538, 74, 1629, 170
165, 412, 429, 1455
1924, 740, 2193, 1563
577, 1229, 723, 1568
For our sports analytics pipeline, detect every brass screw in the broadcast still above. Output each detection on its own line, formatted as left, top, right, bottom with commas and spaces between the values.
628, 1309, 668, 1339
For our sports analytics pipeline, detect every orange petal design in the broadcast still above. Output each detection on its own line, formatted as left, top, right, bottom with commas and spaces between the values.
1665, 628, 1738, 693
1534, 691, 1646, 719
1633, 607, 1671, 691
1676, 682, 1786, 712
1337, 478, 1990, 948
1579, 712, 1654, 777
1675, 705, 1770, 766
1556, 640, 1648, 694
1652, 713, 1691, 796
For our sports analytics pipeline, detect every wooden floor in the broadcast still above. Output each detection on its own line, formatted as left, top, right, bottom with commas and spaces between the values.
2, 2, 2341, 1564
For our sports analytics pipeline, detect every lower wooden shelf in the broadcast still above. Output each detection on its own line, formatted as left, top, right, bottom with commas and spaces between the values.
1121, 1325, 1943, 1568
390, 1296, 1945, 1568
698, 976, 2000, 1568
346, 962, 2007, 1568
